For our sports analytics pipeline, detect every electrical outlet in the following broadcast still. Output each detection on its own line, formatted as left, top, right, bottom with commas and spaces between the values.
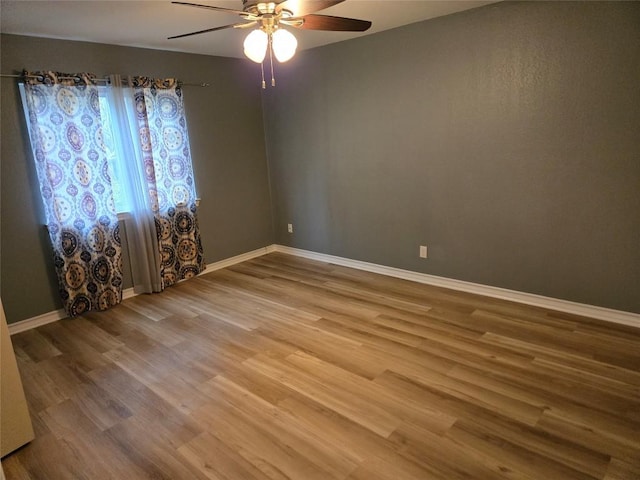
419, 245, 428, 258
287, 223, 293, 233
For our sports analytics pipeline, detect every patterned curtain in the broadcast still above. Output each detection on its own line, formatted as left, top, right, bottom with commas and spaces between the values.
22, 71, 123, 316
129, 77, 205, 287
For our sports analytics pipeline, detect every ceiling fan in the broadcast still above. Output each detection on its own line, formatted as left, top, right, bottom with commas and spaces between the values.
168, 1, 372, 87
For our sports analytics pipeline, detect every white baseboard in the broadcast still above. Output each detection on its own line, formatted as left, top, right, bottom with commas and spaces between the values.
8, 246, 276, 336
8, 243, 639, 334
6, 308, 67, 335
202, 245, 276, 274
8, 287, 137, 336
273, 245, 640, 328
122, 287, 136, 300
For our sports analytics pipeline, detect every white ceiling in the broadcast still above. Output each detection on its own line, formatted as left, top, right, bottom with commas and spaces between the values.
1, 1, 496, 59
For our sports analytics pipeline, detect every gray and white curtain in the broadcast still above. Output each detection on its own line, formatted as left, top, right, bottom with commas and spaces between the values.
22, 71, 123, 316
22, 71, 205, 316
104, 75, 205, 293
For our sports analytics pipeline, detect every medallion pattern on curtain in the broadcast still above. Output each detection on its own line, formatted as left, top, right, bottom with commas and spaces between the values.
130, 77, 205, 287
22, 71, 123, 316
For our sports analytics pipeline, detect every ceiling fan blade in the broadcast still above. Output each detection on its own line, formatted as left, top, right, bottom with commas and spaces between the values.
168, 22, 254, 40
171, 1, 250, 17
293, 14, 372, 32
277, 0, 344, 17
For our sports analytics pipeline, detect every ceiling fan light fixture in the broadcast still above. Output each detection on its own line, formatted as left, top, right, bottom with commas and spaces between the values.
272, 28, 298, 63
170, 1, 371, 87
243, 29, 268, 63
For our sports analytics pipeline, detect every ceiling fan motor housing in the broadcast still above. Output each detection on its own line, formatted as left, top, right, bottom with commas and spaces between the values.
243, 1, 285, 15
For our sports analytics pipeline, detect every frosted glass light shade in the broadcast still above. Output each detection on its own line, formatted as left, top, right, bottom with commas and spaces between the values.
243, 29, 268, 63
272, 28, 298, 62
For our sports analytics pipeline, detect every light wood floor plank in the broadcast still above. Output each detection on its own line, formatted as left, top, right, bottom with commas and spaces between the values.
4, 252, 640, 479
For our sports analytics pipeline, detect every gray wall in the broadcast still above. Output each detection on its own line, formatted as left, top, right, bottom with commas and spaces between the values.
1, 34, 274, 323
2, 1, 639, 322
263, 1, 640, 313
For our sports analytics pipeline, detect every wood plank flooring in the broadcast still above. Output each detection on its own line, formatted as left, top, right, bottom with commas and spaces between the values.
3, 252, 640, 479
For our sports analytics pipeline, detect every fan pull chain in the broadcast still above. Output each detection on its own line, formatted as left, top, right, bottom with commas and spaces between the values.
260, 61, 266, 89
269, 35, 276, 87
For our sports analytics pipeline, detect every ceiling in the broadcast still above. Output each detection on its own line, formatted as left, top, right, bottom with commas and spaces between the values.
1, 1, 496, 59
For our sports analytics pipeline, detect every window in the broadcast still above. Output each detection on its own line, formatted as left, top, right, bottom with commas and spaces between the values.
19, 72, 205, 315
98, 88, 131, 214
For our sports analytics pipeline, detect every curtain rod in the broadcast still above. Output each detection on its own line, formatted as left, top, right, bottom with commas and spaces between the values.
0, 73, 210, 87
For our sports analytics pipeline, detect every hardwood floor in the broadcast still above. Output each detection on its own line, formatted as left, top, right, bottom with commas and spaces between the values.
3, 252, 640, 479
